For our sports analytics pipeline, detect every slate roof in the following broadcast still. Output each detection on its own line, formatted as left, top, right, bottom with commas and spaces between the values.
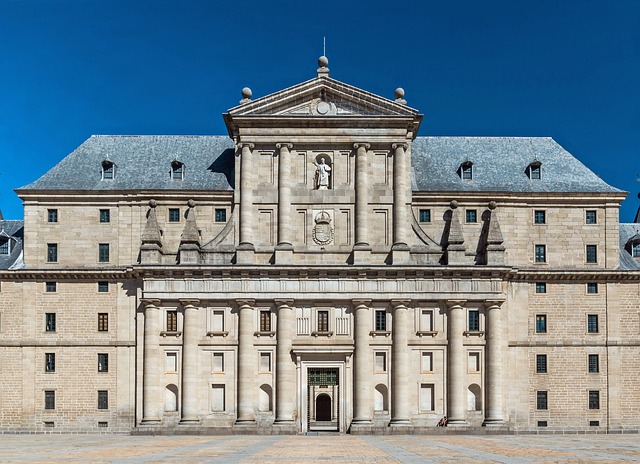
18, 135, 622, 195
0, 220, 24, 270
619, 223, 640, 270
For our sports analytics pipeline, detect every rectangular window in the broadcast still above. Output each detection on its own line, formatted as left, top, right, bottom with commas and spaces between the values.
45, 313, 56, 332
420, 310, 433, 331
587, 314, 599, 333
536, 354, 547, 373
468, 352, 480, 372
259, 310, 271, 332
47, 209, 58, 223
588, 354, 599, 373
586, 245, 598, 263
45, 281, 56, 292
530, 165, 541, 180
98, 353, 109, 372
317, 310, 329, 332
45, 353, 56, 372
260, 352, 271, 373
99, 209, 110, 223
538, 420, 548, 427
212, 352, 224, 372
211, 310, 224, 332
166, 310, 178, 332
465, 209, 477, 223
215, 208, 227, 222
420, 384, 434, 411
0, 239, 8, 255
98, 243, 110, 262
374, 310, 387, 331
536, 391, 548, 410
98, 281, 109, 292
534, 210, 546, 224
166, 352, 177, 372
421, 352, 433, 372
587, 282, 598, 294
103, 164, 114, 179
47, 243, 58, 262
211, 385, 225, 412
375, 352, 387, 372
168, 208, 180, 222
586, 210, 597, 224
535, 244, 546, 263
535, 282, 546, 294
536, 315, 547, 334
462, 165, 473, 180
419, 209, 431, 223
589, 390, 600, 409
44, 390, 55, 410
632, 242, 640, 258
98, 313, 108, 332
590, 420, 600, 427
98, 390, 108, 410
468, 310, 480, 332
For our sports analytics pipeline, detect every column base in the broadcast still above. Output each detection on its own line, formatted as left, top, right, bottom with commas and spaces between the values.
140, 418, 161, 425
389, 419, 411, 427
352, 244, 371, 265
391, 243, 410, 264
179, 418, 200, 425
446, 419, 469, 427
482, 418, 506, 427
274, 244, 294, 264
236, 244, 255, 264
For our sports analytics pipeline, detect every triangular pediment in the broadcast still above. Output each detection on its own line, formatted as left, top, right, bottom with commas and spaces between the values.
227, 77, 420, 117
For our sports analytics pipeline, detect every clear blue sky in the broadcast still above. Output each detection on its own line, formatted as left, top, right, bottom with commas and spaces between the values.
1, 0, 638, 221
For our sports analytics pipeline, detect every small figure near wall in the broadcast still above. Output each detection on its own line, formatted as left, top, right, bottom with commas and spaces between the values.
313, 156, 332, 190
437, 416, 448, 427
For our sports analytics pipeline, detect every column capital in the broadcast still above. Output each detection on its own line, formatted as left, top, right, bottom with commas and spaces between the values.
445, 299, 466, 309
275, 142, 293, 150
236, 299, 255, 308
274, 299, 294, 308
391, 299, 411, 309
352, 299, 372, 308
353, 142, 370, 150
392, 142, 408, 151
179, 299, 200, 308
237, 142, 255, 150
484, 300, 505, 309
141, 298, 161, 308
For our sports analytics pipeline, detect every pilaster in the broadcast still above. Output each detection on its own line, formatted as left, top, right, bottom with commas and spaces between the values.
141, 299, 162, 424
179, 299, 200, 424
353, 143, 371, 264
275, 143, 294, 264
237, 143, 255, 264
390, 299, 411, 426
391, 143, 410, 264
352, 299, 373, 425
483, 300, 505, 426
236, 299, 256, 424
274, 299, 296, 430
446, 300, 468, 426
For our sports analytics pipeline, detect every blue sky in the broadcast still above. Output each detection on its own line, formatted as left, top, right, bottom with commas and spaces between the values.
0, 0, 638, 221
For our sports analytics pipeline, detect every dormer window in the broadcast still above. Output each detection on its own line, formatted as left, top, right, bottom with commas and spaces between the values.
527, 161, 542, 180
171, 160, 184, 180
102, 160, 115, 180
458, 161, 473, 180
633, 242, 640, 258
0, 237, 10, 255
625, 233, 640, 258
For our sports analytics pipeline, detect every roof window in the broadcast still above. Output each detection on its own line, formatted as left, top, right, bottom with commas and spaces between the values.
458, 161, 473, 180
102, 160, 115, 180
527, 161, 542, 180
626, 233, 640, 258
0, 237, 10, 255
171, 160, 185, 180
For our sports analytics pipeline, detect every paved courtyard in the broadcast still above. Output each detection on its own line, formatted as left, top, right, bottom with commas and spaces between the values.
1, 434, 639, 463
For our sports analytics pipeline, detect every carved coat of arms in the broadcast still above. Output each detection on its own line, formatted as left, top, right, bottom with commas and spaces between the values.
312, 211, 334, 246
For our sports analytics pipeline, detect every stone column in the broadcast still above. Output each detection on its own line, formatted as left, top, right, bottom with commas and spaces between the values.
238, 143, 255, 256
392, 142, 409, 248
390, 299, 411, 425
236, 300, 256, 424
447, 300, 468, 426
274, 299, 296, 426
180, 299, 200, 423
354, 143, 370, 247
352, 299, 373, 424
276, 143, 293, 247
141, 299, 162, 424
483, 301, 505, 425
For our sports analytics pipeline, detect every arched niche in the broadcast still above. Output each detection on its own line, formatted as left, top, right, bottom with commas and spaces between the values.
165, 384, 178, 412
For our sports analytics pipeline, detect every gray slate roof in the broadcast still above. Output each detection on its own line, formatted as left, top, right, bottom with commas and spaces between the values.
18, 135, 621, 195
619, 223, 640, 270
0, 220, 24, 270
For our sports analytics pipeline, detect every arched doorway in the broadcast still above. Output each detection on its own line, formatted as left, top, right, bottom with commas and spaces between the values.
315, 394, 332, 421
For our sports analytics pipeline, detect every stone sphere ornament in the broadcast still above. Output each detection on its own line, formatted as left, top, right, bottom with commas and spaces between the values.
241, 87, 252, 99
318, 56, 329, 68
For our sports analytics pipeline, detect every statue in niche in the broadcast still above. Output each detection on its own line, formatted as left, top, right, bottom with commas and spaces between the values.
313, 156, 332, 190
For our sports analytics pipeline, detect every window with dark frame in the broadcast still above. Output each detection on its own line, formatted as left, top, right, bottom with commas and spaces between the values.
587, 314, 599, 333
468, 310, 480, 332
45, 281, 57, 292
633, 242, 640, 258
98, 390, 108, 410
375, 310, 387, 331
537, 420, 548, 427
589, 390, 600, 409
47, 243, 58, 262
536, 315, 547, 333
44, 390, 55, 410
47, 209, 58, 223
535, 244, 546, 263
419, 209, 431, 223
317, 310, 329, 332
166, 310, 178, 332
586, 210, 597, 224
98, 243, 110, 262
102, 161, 114, 180
45, 313, 56, 332
98, 313, 109, 332
465, 209, 477, 223
460, 162, 473, 180
530, 164, 541, 180
536, 391, 548, 410
0, 238, 9, 255
535, 282, 546, 294
534, 210, 546, 224
588, 354, 599, 373
536, 354, 547, 373
586, 245, 597, 263
99, 209, 110, 223
45, 353, 56, 372
98, 281, 109, 292
98, 353, 109, 372
259, 310, 271, 332
587, 282, 598, 294
171, 161, 184, 180
215, 208, 227, 222
168, 208, 180, 222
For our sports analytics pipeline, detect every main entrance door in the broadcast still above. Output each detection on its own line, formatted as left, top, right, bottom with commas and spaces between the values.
307, 368, 339, 431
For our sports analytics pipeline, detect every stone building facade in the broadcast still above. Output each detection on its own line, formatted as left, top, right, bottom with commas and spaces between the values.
1, 58, 640, 434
